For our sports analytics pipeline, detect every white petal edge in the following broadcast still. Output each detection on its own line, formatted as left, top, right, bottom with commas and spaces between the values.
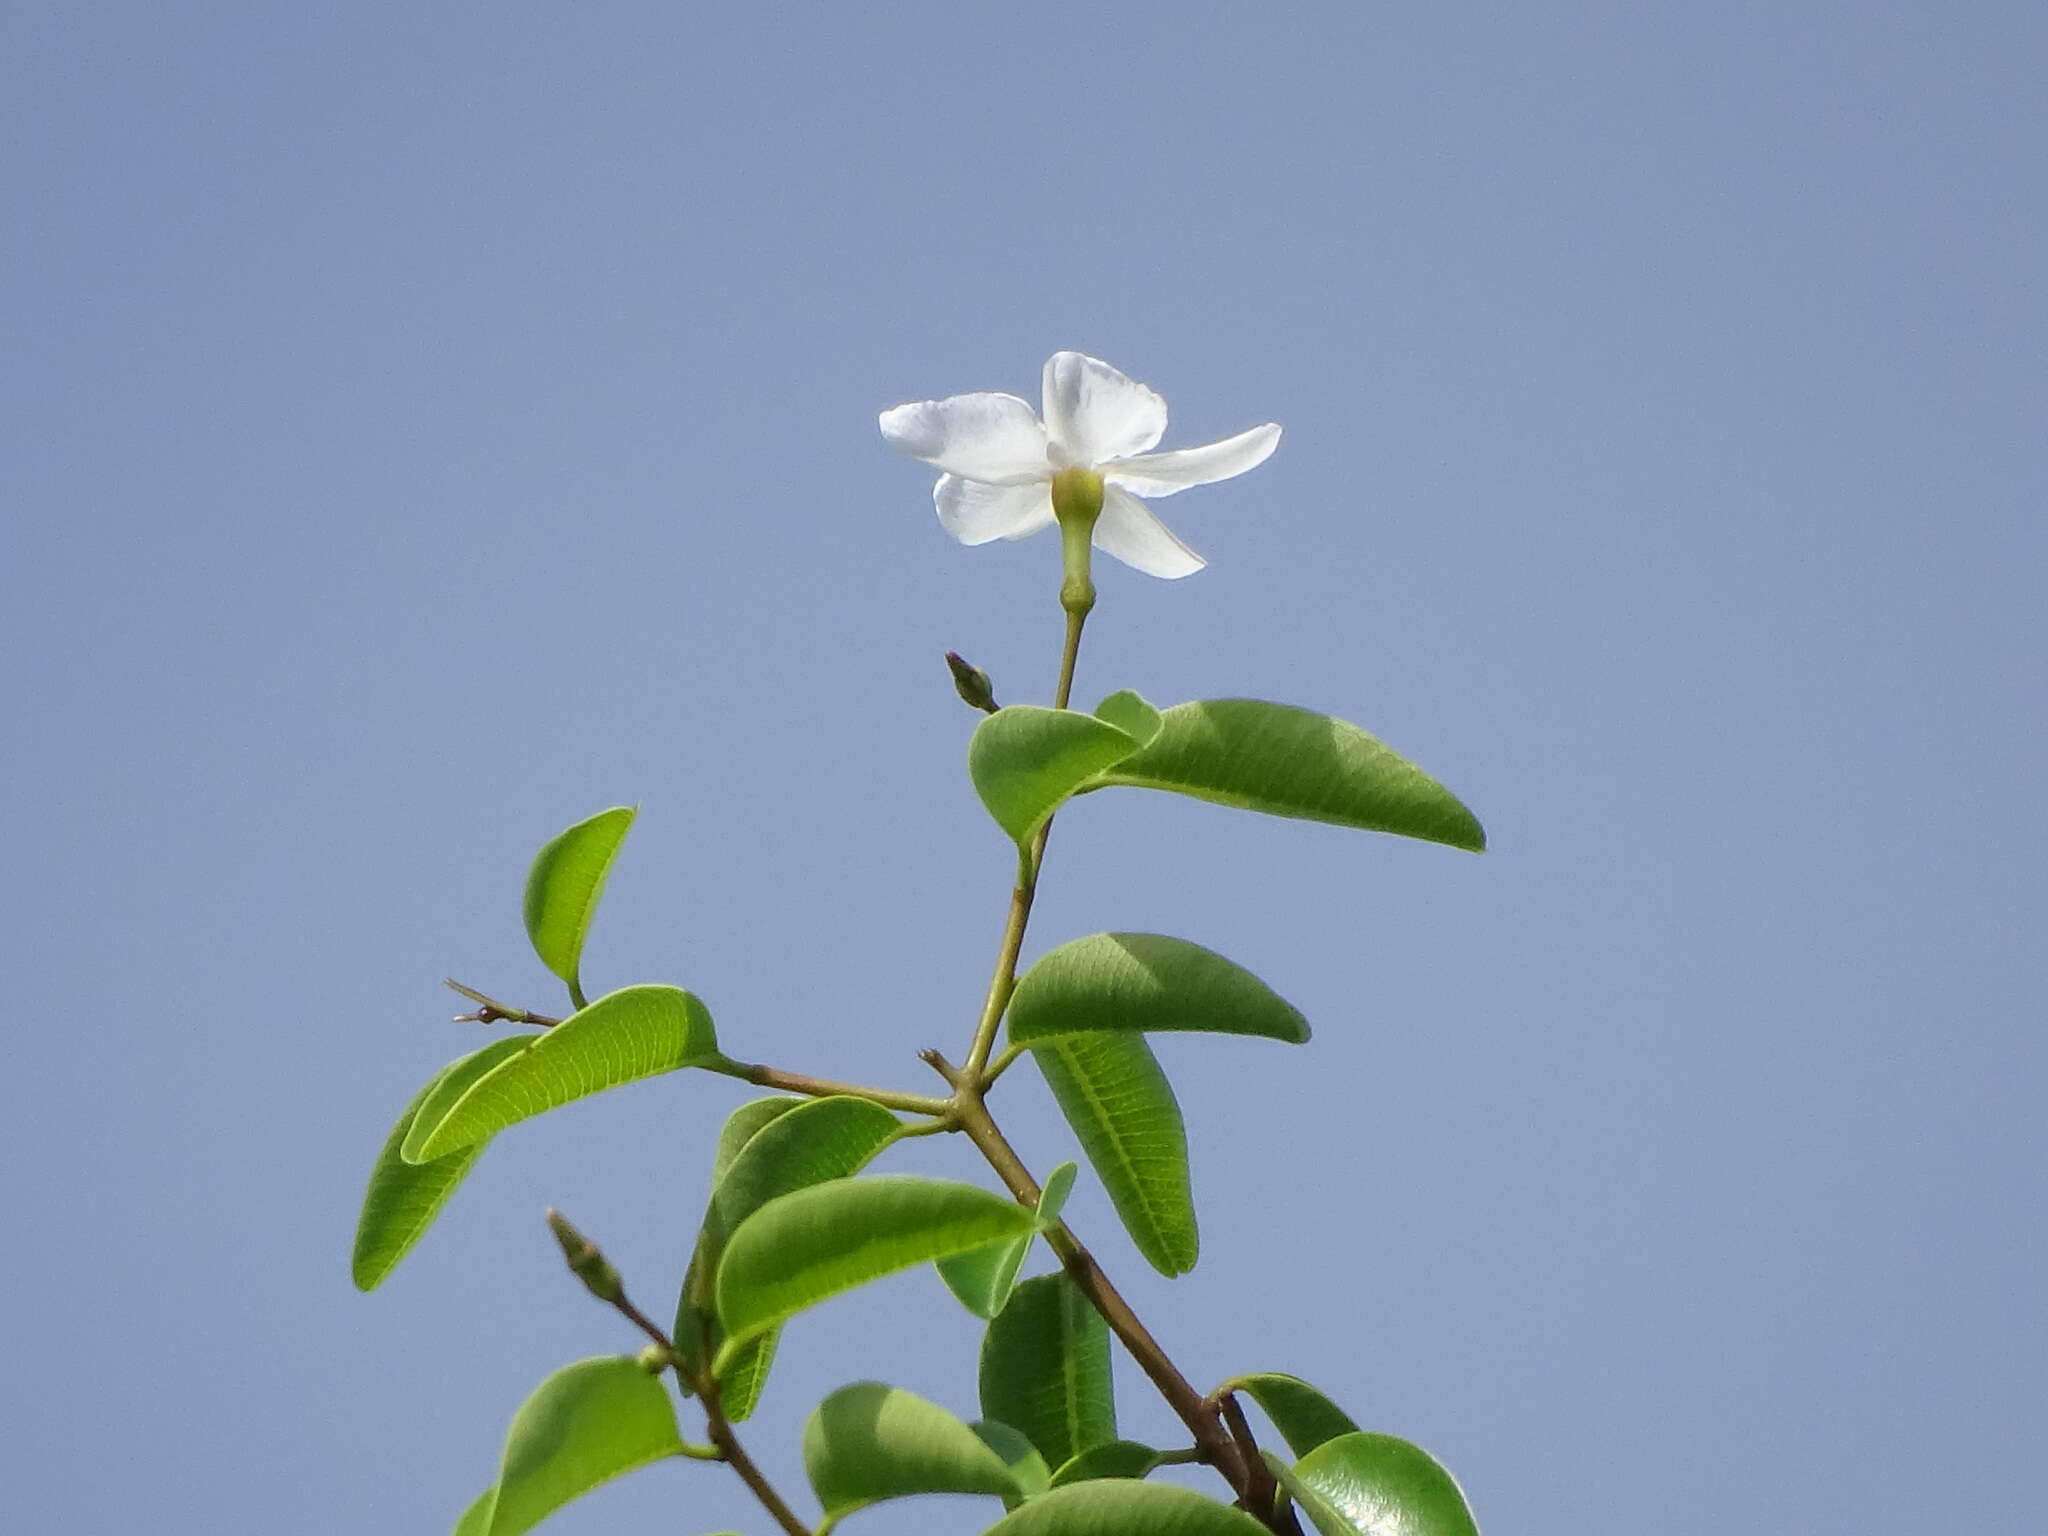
1041, 352, 1167, 468
935, 475, 1056, 546
1104, 423, 1281, 499
879, 392, 1050, 485
1092, 485, 1205, 578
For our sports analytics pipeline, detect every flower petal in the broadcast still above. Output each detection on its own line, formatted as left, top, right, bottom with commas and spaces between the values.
1104, 423, 1281, 498
1041, 352, 1167, 468
1092, 485, 1205, 578
879, 392, 1050, 485
935, 475, 1055, 545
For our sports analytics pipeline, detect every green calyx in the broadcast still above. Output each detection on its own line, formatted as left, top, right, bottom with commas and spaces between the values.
1050, 468, 1104, 616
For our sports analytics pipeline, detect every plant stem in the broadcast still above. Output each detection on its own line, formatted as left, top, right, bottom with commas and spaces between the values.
946, 1087, 1251, 1490
939, 596, 1297, 1530
700, 1055, 953, 1117
442, 987, 951, 1116
960, 604, 1087, 1080
700, 1376, 813, 1536
549, 1222, 813, 1536
1218, 1391, 1301, 1534
1053, 604, 1088, 711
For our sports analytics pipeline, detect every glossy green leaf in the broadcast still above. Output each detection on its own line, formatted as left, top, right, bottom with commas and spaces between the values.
716, 1328, 778, 1422
669, 1094, 804, 1389
451, 1489, 493, 1536
715, 1176, 1036, 1364
410, 985, 719, 1161
1226, 1373, 1360, 1459
1092, 690, 1162, 746
1270, 1433, 1479, 1536
979, 1273, 1114, 1469
1089, 700, 1484, 853
973, 1420, 1051, 1505
981, 1481, 1270, 1536
936, 1233, 1034, 1322
970, 707, 1144, 845
711, 1096, 805, 1183
1035, 1160, 1079, 1228
523, 806, 637, 1004
936, 1160, 1077, 1319
353, 1049, 510, 1289
803, 1381, 1021, 1518
1033, 1033, 1197, 1276
483, 1357, 684, 1536
1049, 1440, 1161, 1487
676, 1096, 901, 1381
399, 1038, 534, 1164
1009, 933, 1309, 1048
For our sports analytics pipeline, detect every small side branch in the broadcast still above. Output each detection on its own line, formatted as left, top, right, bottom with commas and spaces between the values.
544, 1211, 813, 1536
445, 979, 560, 1027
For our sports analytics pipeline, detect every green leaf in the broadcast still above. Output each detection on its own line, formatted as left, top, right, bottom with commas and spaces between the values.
711, 1096, 805, 1184
980, 1481, 1270, 1536
400, 1037, 534, 1164
483, 1357, 684, 1536
669, 1094, 804, 1393
716, 1328, 778, 1422
410, 985, 719, 1161
935, 1234, 1034, 1322
523, 806, 637, 1005
1009, 934, 1309, 1048
1226, 1373, 1360, 1459
353, 1050, 509, 1290
1269, 1433, 1479, 1536
970, 707, 1144, 845
1033, 1033, 1197, 1276
936, 1160, 1076, 1319
715, 1176, 1035, 1364
1048, 1440, 1161, 1488
802, 1381, 1021, 1518
1089, 700, 1484, 853
1035, 1160, 1079, 1228
451, 1489, 493, 1536
973, 1420, 1051, 1505
979, 1273, 1114, 1469
675, 1096, 902, 1383
1092, 690, 1162, 746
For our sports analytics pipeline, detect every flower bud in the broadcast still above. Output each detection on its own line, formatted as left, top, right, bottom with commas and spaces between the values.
945, 651, 999, 713
546, 1208, 624, 1305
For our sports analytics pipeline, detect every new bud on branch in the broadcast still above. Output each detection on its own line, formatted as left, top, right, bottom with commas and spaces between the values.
546, 1208, 623, 1306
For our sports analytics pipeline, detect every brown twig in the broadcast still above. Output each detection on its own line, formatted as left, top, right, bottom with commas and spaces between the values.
544, 1211, 812, 1536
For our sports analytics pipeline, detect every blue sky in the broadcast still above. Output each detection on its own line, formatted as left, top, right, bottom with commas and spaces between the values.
3, 4, 2041, 1533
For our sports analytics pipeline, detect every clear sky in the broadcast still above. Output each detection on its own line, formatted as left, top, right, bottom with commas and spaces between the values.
4, 4, 2041, 1533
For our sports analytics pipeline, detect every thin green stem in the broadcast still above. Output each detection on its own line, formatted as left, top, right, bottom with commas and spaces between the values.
960, 860, 1038, 1081
1053, 603, 1088, 711
935, 595, 1296, 1531
983, 1041, 1025, 1084
959, 605, 1088, 1082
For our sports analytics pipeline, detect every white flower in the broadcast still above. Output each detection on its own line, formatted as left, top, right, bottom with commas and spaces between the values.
879, 351, 1281, 578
